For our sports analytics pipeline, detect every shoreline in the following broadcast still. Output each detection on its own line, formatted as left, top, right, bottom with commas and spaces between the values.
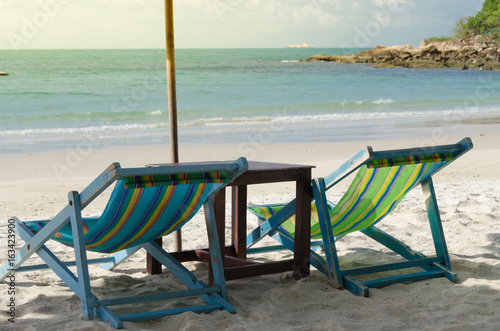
2, 118, 500, 156
1, 132, 497, 198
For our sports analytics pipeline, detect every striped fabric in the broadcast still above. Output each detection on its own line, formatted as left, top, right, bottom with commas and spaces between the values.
249, 161, 444, 240
125, 171, 231, 188
370, 153, 452, 168
249, 202, 334, 235
25, 179, 223, 253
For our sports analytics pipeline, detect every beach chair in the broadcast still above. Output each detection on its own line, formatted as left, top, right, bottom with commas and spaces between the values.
247, 138, 472, 297
0, 158, 247, 328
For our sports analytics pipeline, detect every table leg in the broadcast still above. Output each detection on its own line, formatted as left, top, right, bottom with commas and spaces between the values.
293, 170, 312, 278
231, 185, 247, 259
214, 189, 226, 256
147, 238, 162, 274
209, 189, 226, 285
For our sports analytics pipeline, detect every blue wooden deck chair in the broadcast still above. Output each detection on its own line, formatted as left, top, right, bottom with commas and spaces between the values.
0, 158, 247, 328
247, 138, 472, 297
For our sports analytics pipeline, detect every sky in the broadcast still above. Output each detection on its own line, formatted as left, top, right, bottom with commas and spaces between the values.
0, 0, 486, 50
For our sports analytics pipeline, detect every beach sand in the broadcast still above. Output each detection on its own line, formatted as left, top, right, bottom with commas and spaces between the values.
1, 133, 499, 330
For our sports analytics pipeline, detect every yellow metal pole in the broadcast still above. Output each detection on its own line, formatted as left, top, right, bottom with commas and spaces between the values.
165, 0, 179, 164
165, 0, 182, 252
148, 0, 181, 274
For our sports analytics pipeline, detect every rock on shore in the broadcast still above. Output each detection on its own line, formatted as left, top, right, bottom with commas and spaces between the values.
304, 36, 500, 70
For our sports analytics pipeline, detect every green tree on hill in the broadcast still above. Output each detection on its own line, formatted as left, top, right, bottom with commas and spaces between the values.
455, 0, 500, 41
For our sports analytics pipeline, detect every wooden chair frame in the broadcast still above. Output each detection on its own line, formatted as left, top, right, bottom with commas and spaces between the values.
1, 159, 247, 328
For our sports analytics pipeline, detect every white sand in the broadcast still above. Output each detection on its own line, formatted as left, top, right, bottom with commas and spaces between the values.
1, 133, 499, 330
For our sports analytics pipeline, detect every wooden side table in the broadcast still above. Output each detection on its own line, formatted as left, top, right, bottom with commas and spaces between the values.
217, 161, 313, 280
147, 161, 314, 280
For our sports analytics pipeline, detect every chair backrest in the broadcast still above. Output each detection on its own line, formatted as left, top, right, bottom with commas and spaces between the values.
26, 159, 248, 253
249, 138, 472, 240
325, 161, 440, 237
315, 138, 472, 238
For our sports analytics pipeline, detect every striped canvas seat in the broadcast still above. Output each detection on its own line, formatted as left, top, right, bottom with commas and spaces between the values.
250, 156, 449, 241
1, 159, 248, 328
25, 179, 225, 253
247, 139, 472, 297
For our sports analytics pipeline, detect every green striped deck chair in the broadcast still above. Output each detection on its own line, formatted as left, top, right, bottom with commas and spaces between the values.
0, 159, 247, 328
247, 138, 472, 297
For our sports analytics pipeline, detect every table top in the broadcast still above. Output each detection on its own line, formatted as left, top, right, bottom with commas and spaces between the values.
147, 160, 314, 172
147, 160, 314, 185
234, 161, 314, 185
245, 161, 314, 171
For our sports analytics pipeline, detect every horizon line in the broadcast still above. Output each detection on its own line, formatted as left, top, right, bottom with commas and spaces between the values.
0, 46, 378, 51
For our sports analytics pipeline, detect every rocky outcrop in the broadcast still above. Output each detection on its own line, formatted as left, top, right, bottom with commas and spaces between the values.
303, 36, 500, 70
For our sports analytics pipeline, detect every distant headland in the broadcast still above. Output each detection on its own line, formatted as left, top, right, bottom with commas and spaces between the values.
303, 36, 500, 71
0, 72, 8, 76
288, 43, 314, 48
304, 0, 500, 70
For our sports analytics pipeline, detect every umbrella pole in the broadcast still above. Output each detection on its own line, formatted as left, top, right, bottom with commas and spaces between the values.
147, 0, 180, 275
165, 0, 179, 164
164, 0, 182, 253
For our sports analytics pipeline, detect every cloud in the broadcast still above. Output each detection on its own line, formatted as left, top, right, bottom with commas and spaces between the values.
372, 0, 413, 12
296, 4, 338, 27
206, 0, 339, 28
0, 0, 486, 49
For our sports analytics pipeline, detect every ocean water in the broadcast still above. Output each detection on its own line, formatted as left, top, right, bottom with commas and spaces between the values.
1, 48, 500, 154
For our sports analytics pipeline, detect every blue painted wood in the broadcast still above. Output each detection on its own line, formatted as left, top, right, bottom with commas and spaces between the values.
363, 270, 444, 288
323, 147, 372, 190
78, 163, 120, 209
342, 276, 370, 297
309, 250, 330, 279
12, 220, 80, 294
0, 208, 72, 281
360, 221, 455, 278
422, 178, 452, 269
94, 304, 123, 329
68, 191, 94, 320
313, 178, 343, 289
142, 241, 198, 284
16, 257, 114, 271
0, 158, 247, 328
269, 229, 294, 250
141, 241, 236, 314
430, 262, 458, 283
246, 200, 296, 248
204, 200, 228, 300
245, 138, 473, 297
97, 287, 220, 306
99, 246, 143, 270
361, 226, 427, 261
246, 240, 323, 254
341, 257, 443, 277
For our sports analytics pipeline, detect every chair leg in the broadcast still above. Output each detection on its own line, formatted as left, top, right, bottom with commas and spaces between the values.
68, 191, 94, 320
313, 179, 343, 289
421, 178, 452, 269
342, 276, 370, 297
204, 200, 230, 302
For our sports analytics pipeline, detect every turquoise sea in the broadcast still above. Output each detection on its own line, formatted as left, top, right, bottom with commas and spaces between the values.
1, 48, 500, 154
